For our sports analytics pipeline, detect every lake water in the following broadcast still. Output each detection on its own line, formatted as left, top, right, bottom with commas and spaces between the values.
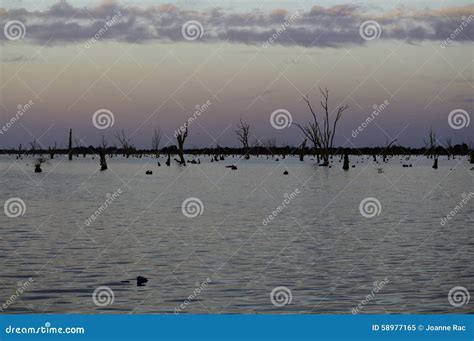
1, 154, 472, 314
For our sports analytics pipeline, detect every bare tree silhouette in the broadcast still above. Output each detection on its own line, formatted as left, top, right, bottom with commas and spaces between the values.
68, 129, 73, 161
175, 126, 188, 165
115, 129, 132, 158
296, 87, 348, 166
152, 129, 162, 158
99, 135, 108, 171
235, 119, 250, 159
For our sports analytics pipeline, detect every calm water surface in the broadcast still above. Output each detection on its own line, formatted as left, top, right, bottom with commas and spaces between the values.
1, 154, 472, 314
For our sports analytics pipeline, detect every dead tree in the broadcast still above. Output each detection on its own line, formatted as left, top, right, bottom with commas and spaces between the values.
235, 119, 250, 159
343, 151, 350, 170
423, 127, 437, 159
175, 126, 188, 165
49, 142, 58, 159
99, 136, 108, 171
68, 129, 73, 161
296, 88, 348, 166
152, 129, 162, 158
115, 129, 132, 158
382, 139, 397, 162
299, 139, 307, 162
423, 127, 438, 168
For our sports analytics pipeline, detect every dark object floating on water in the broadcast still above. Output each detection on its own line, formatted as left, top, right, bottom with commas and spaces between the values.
121, 280, 130, 283
34, 165, 42, 173
157, 162, 161, 167
137, 276, 148, 286
402, 164, 413, 168
351, 165, 355, 168
226, 165, 238, 170
283, 170, 289, 175
146, 170, 153, 175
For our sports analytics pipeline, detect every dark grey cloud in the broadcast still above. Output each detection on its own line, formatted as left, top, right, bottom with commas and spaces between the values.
0, 1, 473, 47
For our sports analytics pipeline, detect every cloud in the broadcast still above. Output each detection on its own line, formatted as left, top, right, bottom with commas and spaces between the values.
0, 1, 473, 47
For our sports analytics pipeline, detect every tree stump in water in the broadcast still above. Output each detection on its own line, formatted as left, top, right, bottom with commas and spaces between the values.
343, 152, 350, 171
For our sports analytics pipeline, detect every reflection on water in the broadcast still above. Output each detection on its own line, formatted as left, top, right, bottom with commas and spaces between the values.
0, 155, 472, 314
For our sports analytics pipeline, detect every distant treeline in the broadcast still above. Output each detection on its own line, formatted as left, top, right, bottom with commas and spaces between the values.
1, 143, 471, 157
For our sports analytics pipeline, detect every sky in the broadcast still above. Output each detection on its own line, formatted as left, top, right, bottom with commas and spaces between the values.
0, 0, 472, 149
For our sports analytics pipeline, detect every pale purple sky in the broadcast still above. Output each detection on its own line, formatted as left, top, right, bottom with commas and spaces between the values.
0, 0, 472, 149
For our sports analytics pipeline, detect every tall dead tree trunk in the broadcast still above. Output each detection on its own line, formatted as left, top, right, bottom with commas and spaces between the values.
99, 136, 108, 171
299, 139, 306, 162
176, 127, 188, 165
68, 129, 73, 161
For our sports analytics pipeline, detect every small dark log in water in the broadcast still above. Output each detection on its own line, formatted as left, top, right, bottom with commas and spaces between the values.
283, 170, 289, 175
146, 170, 153, 175
137, 276, 148, 286
343, 152, 349, 170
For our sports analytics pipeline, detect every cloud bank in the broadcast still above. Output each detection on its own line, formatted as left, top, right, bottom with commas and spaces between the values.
0, 1, 473, 47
